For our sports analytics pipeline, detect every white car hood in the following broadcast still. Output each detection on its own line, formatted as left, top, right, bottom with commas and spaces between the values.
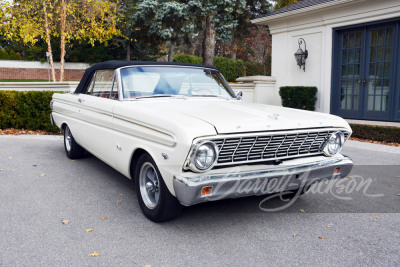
129, 98, 351, 134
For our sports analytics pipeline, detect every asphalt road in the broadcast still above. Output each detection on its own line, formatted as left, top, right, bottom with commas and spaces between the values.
0, 135, 399, 266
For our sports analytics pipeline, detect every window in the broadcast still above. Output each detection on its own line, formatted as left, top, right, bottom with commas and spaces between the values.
89, 69, 115, 98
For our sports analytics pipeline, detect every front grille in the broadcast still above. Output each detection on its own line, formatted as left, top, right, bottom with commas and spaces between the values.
212, 130, 350, 166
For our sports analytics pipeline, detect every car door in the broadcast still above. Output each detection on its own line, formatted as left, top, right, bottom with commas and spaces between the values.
75, 69, 118, 167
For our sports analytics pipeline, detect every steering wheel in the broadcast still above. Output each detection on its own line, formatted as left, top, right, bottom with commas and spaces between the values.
191, 88, 215, 95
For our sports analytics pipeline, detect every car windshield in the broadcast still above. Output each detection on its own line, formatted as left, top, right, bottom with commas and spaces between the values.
119, 66, 236, 99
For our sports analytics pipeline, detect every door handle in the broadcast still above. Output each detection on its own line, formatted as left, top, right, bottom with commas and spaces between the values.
78, 98, 85, 103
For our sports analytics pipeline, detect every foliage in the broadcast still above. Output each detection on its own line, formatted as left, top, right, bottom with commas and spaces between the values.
349, 124, 400, 144
245, 61, 264, 76
173, 54, 202, 64
270, 0, 298, 10
0, 47, 20, 60
0, 91, 60, 132
214, 56, 245, 82
279, 86, 318, 111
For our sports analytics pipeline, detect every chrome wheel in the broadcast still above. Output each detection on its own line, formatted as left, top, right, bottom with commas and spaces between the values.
139, 162, 160, 209
65, 127, 72, 152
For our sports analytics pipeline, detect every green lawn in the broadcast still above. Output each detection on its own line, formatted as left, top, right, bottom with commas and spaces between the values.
0, 79, 49, 82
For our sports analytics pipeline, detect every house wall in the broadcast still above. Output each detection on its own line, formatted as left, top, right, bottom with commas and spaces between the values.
262, 0, 400, 113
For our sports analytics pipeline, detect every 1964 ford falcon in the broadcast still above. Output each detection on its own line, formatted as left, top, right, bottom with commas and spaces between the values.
51, 60, 353, 222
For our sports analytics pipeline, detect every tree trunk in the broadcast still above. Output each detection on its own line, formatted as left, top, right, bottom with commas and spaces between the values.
202, 15, 216, 66
59, 0, 67, 81
42, 0, 55, 82
168, 43, 175, 62
126, 39, 131, 60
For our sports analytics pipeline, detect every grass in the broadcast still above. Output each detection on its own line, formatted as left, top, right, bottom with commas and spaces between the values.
0, 79, 49, 82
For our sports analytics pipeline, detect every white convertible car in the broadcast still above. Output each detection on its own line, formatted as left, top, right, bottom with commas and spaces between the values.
51, 61, 353, 222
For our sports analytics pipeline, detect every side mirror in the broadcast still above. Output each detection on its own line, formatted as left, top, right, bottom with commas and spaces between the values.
236, 91, 243, 100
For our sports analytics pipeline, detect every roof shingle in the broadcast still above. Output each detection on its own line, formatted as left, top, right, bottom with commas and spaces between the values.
263, 0, 335, 17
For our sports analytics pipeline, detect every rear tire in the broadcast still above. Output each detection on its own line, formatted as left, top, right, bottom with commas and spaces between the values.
135, 154, 182, 222
63, 125, 85, 159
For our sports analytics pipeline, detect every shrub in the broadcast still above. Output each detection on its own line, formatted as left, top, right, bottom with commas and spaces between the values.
214, 56, 245, 82
0, 91, 61, 132
245, 61, 264, 76
349, 124, 400, 143
173, 54, 202, 64
279, 86, 318, 111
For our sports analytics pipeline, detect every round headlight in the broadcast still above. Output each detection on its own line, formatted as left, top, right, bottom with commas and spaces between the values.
191, 141, 218, 172
323, 131, 345, 156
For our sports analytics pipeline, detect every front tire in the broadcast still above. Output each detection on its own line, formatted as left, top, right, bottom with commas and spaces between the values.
64, 125, 85, 159
135, 154, 182, 222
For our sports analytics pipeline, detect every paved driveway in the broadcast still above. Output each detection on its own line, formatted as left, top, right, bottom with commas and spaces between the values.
0, 135, 399, 266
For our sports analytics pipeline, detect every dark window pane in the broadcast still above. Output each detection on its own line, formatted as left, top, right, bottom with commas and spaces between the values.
367, 96, 374, 110
370, 47, 376, 62
355, 48, 360, 63
349, 33, 355, 48
346, 95, 352, 109
342, 50, 348, 64
385, 46, 391, 62
342, 65, 348, 78
369, 63, 376, 77
353, 80, 360, 95
348, 64, 354, 76
355, 32, 361, 47
377, 46, 384, 61
371, 30, 377, 46
378, 29, 385, 45
354, 64, 360, 76
340, 94, 346, 109
386, 28, 393, 44
382, 94, 389, 111
384, 63, 391, 78
349, 49, 355, 63
377, 63, 384, 78
343, 34, 349, 48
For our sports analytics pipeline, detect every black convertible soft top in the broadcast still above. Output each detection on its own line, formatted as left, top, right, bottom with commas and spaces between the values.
74, 60, 219, 94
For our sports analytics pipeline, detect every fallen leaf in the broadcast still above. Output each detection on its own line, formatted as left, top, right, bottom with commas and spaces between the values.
117, 200, 122, 203
318, 236, 326, 239
40, 173, 46, 177
70, 160, 76, 162
325, 197, 330, 201
144, 265, 151, 267
292, 233, 298, 237
62, 220, 69, 225
85, 228, 94, 232
347, 176, 352, 178
299, 209, 305, 213
8, 157, 12, 159
88, 251, 100, 257
0, 169, 3, 171
326, 225, 331, 229
389, 185, 394, 187
395, 176, 400, 178
375, 216, 380, 219
46, 153, 49, 155
397, 194, 400, 196
101, 217, 108, 220
18, 175, 22, 177
120, 193, 124, 197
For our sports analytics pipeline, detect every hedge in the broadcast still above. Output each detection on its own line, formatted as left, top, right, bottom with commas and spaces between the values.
349, 124, 400, 143
173, 54, 202, 64
0, 91, 60, 132
279, 86, 318, 111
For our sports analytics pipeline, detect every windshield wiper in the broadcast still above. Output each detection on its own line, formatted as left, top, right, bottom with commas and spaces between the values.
187, 94, 230, 99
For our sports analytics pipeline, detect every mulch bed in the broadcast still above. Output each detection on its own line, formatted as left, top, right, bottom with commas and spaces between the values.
1, 128, 399, 147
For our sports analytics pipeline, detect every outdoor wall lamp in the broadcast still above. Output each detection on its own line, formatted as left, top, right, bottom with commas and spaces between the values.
294, 38, 308, 72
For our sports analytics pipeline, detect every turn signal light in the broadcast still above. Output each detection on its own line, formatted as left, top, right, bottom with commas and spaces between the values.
201, 186, 212, 196
333, 167, 341, 175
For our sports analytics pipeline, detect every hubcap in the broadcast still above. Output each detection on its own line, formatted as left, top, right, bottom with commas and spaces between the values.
65, 127, 72, 152
139, 162, 160, 209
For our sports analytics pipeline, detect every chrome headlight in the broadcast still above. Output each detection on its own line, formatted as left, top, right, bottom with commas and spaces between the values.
323, 131, 345, 156
187, 141, 218, 172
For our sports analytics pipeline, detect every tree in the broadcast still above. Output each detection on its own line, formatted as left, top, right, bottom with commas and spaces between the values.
132, 0, 194, 62
188, 0, 246, 66
270, 0, 298, 10
0, 0, 120, 81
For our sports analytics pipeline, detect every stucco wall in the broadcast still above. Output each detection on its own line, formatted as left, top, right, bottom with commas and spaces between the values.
256, 0, 400, 113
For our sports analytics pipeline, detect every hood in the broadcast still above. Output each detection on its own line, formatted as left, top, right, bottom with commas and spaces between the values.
127, 98, 351, 134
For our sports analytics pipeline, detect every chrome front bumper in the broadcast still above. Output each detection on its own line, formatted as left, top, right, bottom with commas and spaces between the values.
173, 156, 353, 206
